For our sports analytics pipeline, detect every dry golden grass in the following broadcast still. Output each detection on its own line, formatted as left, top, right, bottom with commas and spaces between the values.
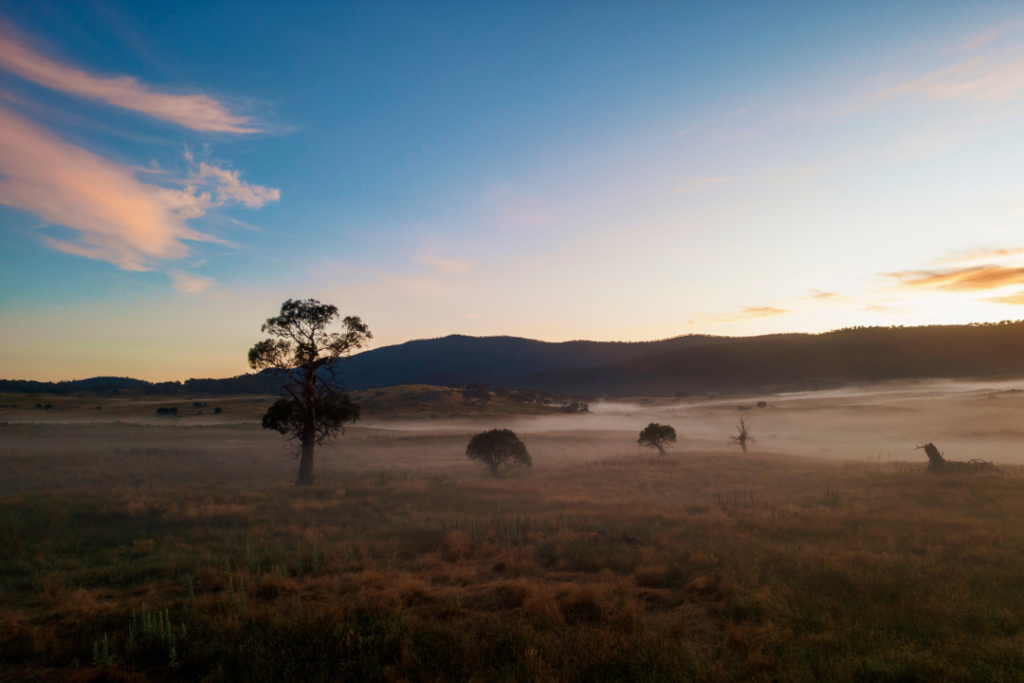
4, 416, 1024, 681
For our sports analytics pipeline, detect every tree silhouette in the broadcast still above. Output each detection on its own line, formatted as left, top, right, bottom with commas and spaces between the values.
638, 422, 676, 455
248, 299, 372, 485
466, 428, 531, 477
729, 417, 754, 453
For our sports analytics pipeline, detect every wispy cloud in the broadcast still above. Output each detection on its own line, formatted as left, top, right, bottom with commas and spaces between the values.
959, 18, 1023, 52
0, 106, 278, 272
0, 106, 221, 270
675, 177, 730, 194
932, 247, 1024, 265
194, 162, 280, 207
0, 33, 261, 133
879, 55, 1024, 105
712, 306, 789, 322
809, 289, 839, 300
986, 291, 1024, 305
170, 270, 213, 294
885, 265, 1024, 291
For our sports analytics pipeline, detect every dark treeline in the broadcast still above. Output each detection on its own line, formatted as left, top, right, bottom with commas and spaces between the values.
527, 320, 1024, 396
0, 373, 284, 396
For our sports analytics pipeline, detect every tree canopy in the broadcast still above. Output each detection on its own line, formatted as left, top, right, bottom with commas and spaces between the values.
466, 428, 532, 477
638, 422, 676, 455
248, 298, 371, 485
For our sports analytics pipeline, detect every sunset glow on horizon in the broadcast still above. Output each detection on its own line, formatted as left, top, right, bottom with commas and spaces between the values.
3, 2, 1024, 381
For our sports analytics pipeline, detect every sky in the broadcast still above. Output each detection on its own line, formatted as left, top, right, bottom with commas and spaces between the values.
2, 2, 1024, 381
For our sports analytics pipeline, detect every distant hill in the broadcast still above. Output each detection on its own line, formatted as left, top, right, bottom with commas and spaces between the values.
333, 334, 729, 390
0, 334, 729, 396
6, 323, 1024, 398
525, 322, 1024, 397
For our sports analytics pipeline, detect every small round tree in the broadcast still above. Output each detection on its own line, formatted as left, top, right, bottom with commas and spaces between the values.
466, 428, 531, 477
638, 422, 676, 455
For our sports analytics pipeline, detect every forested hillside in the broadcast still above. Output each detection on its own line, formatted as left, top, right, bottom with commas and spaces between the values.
526, 322, 1024, 396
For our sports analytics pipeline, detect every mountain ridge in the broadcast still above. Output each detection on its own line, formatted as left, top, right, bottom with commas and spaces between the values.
4, 322, 1024, 396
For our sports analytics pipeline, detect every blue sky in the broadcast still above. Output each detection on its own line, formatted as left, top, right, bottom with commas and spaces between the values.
2, 2, 1024, 381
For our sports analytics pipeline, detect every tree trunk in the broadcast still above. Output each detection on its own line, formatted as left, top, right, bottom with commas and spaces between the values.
656, 444, 666, 456
740, 441, 747, 453
296, 427, 316, 485
488, 461, 500, 478
296, 381, 317, 486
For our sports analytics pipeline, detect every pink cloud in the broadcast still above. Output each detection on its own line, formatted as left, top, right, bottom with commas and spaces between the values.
0, 106, 221, 270
0, 34, 261, 133
196, 162, 280, 207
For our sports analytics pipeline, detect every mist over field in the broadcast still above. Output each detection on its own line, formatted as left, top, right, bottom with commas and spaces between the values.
8, 377, 1024, 471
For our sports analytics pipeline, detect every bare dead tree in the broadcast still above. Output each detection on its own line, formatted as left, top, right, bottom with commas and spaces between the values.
729, 417, 754, 453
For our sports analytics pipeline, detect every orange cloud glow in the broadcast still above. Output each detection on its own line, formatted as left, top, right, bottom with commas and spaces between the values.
0, 34, 261, 133
713, 306, 789, 322
985, 291, 1024, 305
886, 265, 1024, 291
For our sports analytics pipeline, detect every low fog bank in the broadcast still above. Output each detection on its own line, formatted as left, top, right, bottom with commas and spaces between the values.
4, 378, 1024, 493
362, 378, 1024, 465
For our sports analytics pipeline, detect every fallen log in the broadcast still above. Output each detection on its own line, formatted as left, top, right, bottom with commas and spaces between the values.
916, 443, 994, 474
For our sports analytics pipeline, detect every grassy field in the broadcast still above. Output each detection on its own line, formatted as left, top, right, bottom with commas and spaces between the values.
4, 406, 1024, 682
